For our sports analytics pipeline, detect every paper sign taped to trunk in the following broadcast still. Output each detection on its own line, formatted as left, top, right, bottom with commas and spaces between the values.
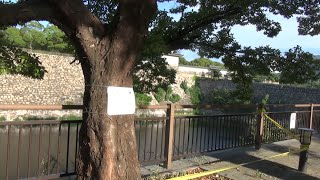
290, 113, 296, 129
107, 86, 135, 115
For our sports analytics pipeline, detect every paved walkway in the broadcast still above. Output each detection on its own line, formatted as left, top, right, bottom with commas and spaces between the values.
142, 133, 320, 179
57, 134, 320, 179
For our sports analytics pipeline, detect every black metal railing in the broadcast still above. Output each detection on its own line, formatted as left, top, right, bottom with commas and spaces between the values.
0, 103, 319, 179
172, 114, 256, 158
263, 111, 312, 143
0, 120, 81, 180
135, 117, 167, 164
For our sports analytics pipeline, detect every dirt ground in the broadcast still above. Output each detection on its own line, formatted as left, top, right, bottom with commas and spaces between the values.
142, 133, 320, 180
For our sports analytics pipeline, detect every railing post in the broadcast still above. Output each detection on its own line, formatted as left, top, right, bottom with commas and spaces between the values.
309, 104, 314, 129
255, 104, 264, 150
164, 103, 175, 169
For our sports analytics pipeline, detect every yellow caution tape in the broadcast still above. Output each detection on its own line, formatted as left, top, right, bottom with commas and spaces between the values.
168, 152, 290, 180
263, 113, 300, 140
169, 112, 309, 180
262, 113, 310, 154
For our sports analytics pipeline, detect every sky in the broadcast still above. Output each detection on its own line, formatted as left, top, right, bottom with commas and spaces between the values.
180, 15, 320, 61
158, 2, 320, 61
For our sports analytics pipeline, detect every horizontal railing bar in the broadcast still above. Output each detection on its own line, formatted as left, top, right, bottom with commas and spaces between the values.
0, 111, 312, 126
174, 113, 256, 119
293, 104, 320, 107
137, 104, 169, 109
135, 117, 168, 121
175, 104, 257, 109
264, 104, 301, 108
265, 110, 311, 114
1, 103, 319, 110
0, 104, 83, 110
265, 104, 320, 108
0, 120, 82, 126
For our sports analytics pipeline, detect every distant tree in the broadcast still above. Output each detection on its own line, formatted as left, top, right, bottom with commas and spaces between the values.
43, 25, 74, 53
278, 46, 320, 84
20, 21, 46, 50
253, 73, 280, 83
4, 27, 26, 48
190, 57, 223, 67
133, 56, 176, 93
0, 26, 45, 78
179, 56, 190, 65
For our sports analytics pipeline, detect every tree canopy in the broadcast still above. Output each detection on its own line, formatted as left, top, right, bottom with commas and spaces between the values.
1, 0, 319, 91
1, 0, 320, 179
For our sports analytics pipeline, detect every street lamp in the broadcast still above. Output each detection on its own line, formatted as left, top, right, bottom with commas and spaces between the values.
298, 128, 314, 172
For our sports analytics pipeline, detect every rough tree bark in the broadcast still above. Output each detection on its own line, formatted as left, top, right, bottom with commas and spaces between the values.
0, 0, 157, 179
70, 1, 157, 179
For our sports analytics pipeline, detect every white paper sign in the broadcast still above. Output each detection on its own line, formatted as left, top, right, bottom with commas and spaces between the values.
290, 113, 296, 129
107, 86, 135, 115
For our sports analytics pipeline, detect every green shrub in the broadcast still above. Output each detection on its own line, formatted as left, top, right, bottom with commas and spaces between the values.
135, 93, 152, 106
192, 74, 200, 81
211, 87, 253, 105
0, 116, 5, 121
261, 94, 269, 105
13, 117, 23, 121
180, 80, 189, 94
211, 88, 233, 104
165, 86, 173, 101
154, 87, 166, 103
169, 94, 181, 103
189, 85, 202, 104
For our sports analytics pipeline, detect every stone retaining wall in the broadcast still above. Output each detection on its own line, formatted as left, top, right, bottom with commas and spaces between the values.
0, 53, 84, 105
199, 79, 320, 104
1, 52, 320, 120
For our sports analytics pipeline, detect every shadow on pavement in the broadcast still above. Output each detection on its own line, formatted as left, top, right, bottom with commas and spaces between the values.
202, 135, 320, 180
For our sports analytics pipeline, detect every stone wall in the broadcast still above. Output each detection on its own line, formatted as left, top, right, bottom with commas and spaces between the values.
0, 52, 199, 106
199, 79, 320, 104
1, 52, 320, 120
0, 53, 84, 105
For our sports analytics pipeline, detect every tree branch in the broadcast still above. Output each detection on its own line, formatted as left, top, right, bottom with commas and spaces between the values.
0, 0, 54, 26
50, 0, 105, 38
168, 6, 242, 46
109, 0, 157, 72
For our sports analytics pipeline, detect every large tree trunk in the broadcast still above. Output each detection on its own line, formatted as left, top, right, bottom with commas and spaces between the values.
0, 0, 157, 179
76, 47, 140, 179
60, 1, 157, 179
